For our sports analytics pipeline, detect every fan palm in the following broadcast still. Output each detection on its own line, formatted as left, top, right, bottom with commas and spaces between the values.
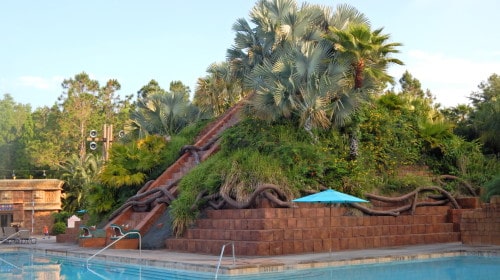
236, 1, 368, 135
194, 62, 243, 117
324, 23, 403, 159
128, 91, 201, 138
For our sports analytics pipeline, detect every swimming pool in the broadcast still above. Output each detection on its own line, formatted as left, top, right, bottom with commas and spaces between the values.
0, 252, 498, 279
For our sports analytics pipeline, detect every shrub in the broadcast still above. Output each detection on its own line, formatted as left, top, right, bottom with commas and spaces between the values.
52, 211, 71, 223
51, 222, 67, 235
483, 175, 500, 202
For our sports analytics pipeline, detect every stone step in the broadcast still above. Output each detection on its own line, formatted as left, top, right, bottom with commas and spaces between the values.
166, 232, 461, 256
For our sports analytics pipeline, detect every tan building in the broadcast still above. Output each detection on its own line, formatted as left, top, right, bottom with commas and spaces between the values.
0, 179, 63, 234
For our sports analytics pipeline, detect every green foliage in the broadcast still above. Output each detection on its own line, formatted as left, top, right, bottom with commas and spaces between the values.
379, 175, 433, 195
59, 153, 100, 213
194, 62, 243, 117
459, 73, 500, 155
173, 146, 291, 211
51, 222, 67, 235
25, 106, 66, 169
127, 82, 204, 138
87, 121, 208, 223
483, 175, 500, 202
52, 211, 72, 224
86, 183, 118, 224
0, 94, 33, 175
170, 191, 198, 237
360, 100, 422, 173
173, 77, 497, 233
99, 135, 170, 188
2, 2, 497, 237
221, 119, 325, 190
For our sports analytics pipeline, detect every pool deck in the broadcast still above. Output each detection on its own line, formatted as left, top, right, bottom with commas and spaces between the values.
5, 236, 500, 276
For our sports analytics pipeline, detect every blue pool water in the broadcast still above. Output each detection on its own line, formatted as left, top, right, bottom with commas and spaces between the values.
0, 252, 498, 279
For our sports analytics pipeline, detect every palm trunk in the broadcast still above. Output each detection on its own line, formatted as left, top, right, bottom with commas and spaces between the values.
348, 124, 359, 160
354, 60, 364, 89
348, 60, 364, 160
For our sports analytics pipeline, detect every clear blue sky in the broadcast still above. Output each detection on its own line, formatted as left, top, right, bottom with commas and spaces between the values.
1, 0, 499, 109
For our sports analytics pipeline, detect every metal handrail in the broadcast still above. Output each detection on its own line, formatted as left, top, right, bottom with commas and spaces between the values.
214, 242, 235, 279
86, 266, 110, 280
86, 231, 142, 268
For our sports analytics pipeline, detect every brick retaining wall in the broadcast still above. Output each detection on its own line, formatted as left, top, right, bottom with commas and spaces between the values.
166, 204, 460, 256
64, 196, 499, 254
460, 196, 500, 245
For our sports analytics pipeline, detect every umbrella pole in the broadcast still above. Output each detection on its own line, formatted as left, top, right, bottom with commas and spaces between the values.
329, 204, 332, 256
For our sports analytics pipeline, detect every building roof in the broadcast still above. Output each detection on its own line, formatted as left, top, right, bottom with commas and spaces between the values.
0, 179, 64, 191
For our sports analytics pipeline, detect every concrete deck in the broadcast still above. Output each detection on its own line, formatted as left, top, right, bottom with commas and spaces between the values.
4, 235, 500, 276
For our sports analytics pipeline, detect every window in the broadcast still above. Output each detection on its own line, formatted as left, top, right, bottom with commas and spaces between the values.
0, 214, 13, 227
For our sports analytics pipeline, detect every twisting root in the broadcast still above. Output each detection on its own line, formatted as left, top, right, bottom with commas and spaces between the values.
219, 183, 293, 209
435, 175, 478, 196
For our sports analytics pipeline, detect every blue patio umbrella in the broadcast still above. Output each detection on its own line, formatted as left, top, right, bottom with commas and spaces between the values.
293, 189, 368, 254
292, 189, 368, 204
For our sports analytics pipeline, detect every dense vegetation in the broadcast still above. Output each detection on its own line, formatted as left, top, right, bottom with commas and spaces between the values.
0, 0, 498, 230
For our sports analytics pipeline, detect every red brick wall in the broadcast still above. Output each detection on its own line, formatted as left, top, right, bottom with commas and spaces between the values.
166, 204, 460, 256
461, 196, 500, 245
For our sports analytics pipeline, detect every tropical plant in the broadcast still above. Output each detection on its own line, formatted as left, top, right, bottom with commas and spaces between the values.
193, 62, 243, 117
169, 80, 191, 100
324, 22, 403, 159
85, 183, 118, 223
483, 175, 500, 202
99, 135, 169, 188
59, 153, 101, 213
228, 1, 371, 139
128, 83, 202, 139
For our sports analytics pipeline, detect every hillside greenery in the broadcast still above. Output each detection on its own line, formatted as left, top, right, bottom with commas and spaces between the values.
0, 0, 498, 230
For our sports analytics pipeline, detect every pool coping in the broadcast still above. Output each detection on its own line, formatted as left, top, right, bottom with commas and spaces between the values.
2, 239, 499, 276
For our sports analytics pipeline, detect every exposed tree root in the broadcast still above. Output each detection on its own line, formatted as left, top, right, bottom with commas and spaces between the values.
366, 186, 460, 208
108, 178, 179, 221
108, 136, 221, 221
109, 161, 476, 237
180, 136, 220, 163
435, 174, 478, 196
359, 186, 460, 216
219, 183, 293, 209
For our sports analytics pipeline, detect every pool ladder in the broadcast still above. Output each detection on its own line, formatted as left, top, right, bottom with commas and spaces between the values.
215, 242, 235, 279
86, 231, 142, 268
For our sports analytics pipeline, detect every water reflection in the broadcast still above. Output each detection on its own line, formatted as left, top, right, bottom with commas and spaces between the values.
0, 253, 61, 280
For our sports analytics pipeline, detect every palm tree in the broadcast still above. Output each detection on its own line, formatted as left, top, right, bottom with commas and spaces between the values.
59, 153, 100, 213
227, 1, 375, 138
245, 39, 340, 136
326, 24, 403, 89
324, 23, 403, 159
127, 90, 201, 139
193, 62, 243, 117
